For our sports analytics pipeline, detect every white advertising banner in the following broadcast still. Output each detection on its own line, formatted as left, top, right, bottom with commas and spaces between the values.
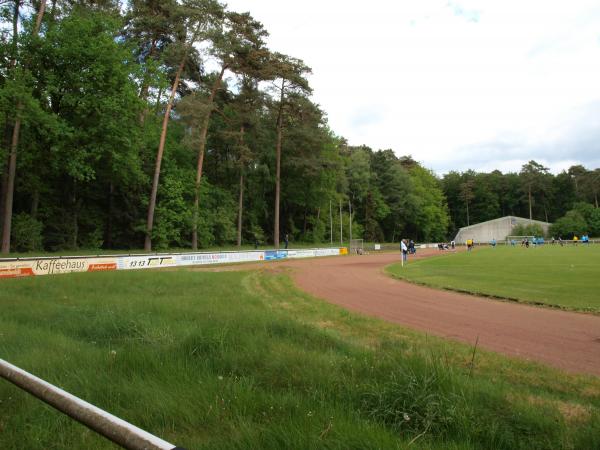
287, 249, 318, 258
0, 247, 346, 279
176, 251, 264, 266
117, 255, 177, 270
0, 257, 118, 278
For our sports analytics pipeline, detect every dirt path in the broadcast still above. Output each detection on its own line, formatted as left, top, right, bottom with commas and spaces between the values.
282, 250, 600, 376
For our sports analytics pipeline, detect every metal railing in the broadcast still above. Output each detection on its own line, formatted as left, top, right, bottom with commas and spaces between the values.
0, 358, 185, 450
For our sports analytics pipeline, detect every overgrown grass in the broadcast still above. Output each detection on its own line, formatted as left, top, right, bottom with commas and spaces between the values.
387, 245, 600, 312
1, 268, 599, 449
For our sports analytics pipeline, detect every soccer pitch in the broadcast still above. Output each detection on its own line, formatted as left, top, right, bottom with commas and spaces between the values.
387, 245, 600, 312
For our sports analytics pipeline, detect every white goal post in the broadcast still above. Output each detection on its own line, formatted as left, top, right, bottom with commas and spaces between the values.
349, 239, 364, 254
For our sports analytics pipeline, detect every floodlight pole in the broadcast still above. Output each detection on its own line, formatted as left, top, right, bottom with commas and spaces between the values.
329, 200, 333, 244
339, 199, 343, 247
349, 200, 352, 244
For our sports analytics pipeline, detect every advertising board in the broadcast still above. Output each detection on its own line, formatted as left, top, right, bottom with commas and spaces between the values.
177, 251, 264, 266
117, 255, 176, 270
264, 250, 288, 261
0, 257, 118, 278
0, 247, 347, 279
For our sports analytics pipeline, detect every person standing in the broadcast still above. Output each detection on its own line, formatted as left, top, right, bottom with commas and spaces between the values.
284, 233, 289, 249
466, 238, 473, 251
401, 239, 408, 263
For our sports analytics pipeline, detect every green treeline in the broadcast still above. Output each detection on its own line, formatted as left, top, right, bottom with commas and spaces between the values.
443, 163, 600, 238
1, 2, 598, 253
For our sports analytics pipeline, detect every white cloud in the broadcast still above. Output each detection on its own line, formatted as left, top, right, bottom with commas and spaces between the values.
224, 0, 600, 174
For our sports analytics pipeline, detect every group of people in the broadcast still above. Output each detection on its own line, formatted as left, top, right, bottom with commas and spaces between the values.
438, 241, 456, 250
400, 239, 416, 262
550, 234, 590, 246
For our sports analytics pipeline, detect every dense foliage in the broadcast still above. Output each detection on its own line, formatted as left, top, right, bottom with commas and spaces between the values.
0, 2, 598, 253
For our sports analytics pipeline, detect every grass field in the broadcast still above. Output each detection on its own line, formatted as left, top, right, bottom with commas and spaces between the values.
387, 245, 600, 312
1, 269, 600, 449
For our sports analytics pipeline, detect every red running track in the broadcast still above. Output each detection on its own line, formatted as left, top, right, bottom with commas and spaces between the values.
283, 250, 600, 376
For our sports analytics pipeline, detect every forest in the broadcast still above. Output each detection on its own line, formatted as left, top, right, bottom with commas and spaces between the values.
1, 1, 599, 253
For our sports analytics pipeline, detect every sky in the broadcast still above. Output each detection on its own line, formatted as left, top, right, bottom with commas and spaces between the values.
224, 0, 600, 174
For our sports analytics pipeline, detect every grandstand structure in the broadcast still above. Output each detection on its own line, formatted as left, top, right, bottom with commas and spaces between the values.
453, 216, 551, 244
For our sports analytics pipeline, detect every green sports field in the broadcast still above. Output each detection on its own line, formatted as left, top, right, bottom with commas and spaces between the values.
1, 269, 600, 449
0, 270, 600, 450
387, 245, 600, 312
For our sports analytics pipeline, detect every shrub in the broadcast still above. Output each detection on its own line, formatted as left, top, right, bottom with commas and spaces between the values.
549, 211, 588, 239
11, 212, 43, 252
572, 202, 600, 237
79, 227, 104, 250
587, 208, 600, 237
512, 223, 544, 237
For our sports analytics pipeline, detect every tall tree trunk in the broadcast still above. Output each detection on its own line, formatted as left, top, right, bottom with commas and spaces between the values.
544, 204, 548, 223
1, 0, 21, 248
237, 170, 244, 247
105, 182, 114, 248
1, 0, 46, 254
316, 207, 320, 235
303, 208, 307, 235
72, 185, 78, 250
191, 65, 226, 250
0, 152, 10, 236
528, 185, 532, 220
273, 80, 285, 248
34, 1, 46, 32
9, 0, 20, 68
31, 189, 39, 219
144, 57, 186, 252
1, 118, 20, 253
595, 192, 598, 209
466, 200, 470, 226
236, 126, 245, 247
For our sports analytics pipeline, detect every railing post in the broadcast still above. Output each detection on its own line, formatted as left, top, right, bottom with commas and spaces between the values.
0, 358, 184, 450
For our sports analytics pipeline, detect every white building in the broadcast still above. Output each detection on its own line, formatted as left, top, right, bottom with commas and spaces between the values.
453, 216, 551, 243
